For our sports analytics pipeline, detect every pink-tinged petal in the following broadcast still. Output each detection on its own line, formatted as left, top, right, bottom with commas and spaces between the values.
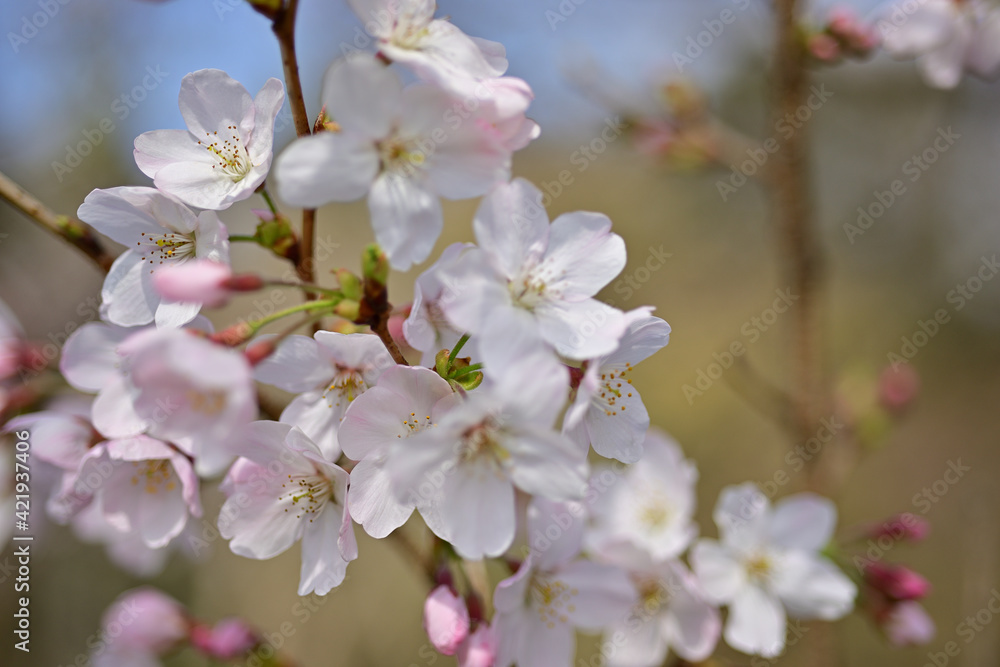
178, 69, 254, 140
438, 459, 516, 559
246, 77, 286, 164
253, 335, 328, 392
385, 21, 506, 92
102, 252, 158, 327
690, 540, 747, 604
280, 393, 342, 462
368, 173, 443, 271
154, 299, 202, 329
5, 411, 93, 469
274, 132, 379, 207
60, 322, 132, 393
494, 555, 534, 614
556, 559, 638, 630
92, 375, 148, 439
134, 129, 215, 178
602, 313, 670, 368
426, 128, 510, 201
725, 586, 787, 658
713, 483, 770, 551
967, 12, 1000, 78
339, 365, 453, 460
457, 624, 497, 667
322, 54, 402, 140
299, 505, 352, 595
527, 499, 585, 571
193, 211, 230, 263
313, 330, 393, 378
510, 610, 576, 667
468, 36, 508, 74
218, 459, 305, 559
663, 564, 722, 661
884, 601, 935, 646
473, 179, 550, 280
545, 211, 626, 298
153, 260, 232, 307
424, 585, 470, 656
534, 298, 628, 360
767, 493, 836, 551
772, 552, 856, 619
502, 426, 589, 501
437, 256, 512, 333
347, 455, 414, 538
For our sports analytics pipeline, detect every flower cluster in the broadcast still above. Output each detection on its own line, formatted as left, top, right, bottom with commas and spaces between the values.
1, 1, 946, 665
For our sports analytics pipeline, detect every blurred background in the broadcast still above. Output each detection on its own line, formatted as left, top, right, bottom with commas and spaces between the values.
2, 0, 1000, 665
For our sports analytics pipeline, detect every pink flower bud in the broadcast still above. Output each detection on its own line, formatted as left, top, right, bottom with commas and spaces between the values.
883, 601, 935, 647
153, 260, 234, 307
191, 618, 259, 660
99, 587, 189, 656
865, 563, 931, 601
245, 339, 277, 366
867, 513, 929, 543
458, 625, 497, 667
424, 585, 470, 656
878, 364, 920, 412
388, 311, 410, 347
809, 33, 842, 62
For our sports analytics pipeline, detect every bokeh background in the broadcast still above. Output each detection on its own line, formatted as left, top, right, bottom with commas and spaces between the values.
2, 0, 1000, 665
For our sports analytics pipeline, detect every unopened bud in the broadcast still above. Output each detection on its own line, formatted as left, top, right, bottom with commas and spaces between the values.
336, 269, 362, 301
222, 274, 266, 292
362, 244, 390, 286
334, 299, 361, 322
865, 563, 931, 601
244, 339, 276, 366
210, 322, 253, 347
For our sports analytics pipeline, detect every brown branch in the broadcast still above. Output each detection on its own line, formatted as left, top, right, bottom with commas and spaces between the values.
0, 170, 114, 272
770, 0, 825, 462
271, 0, 316, 288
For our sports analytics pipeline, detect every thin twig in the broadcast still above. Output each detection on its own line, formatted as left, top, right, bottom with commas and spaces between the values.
0, 170, 114, 272
271, 0, 316, 287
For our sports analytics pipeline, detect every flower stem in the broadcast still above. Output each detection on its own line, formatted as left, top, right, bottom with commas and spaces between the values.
450, 363, 483, 379
249, 299, 339, 335
0, 169, 114, 272
448, 333, 471, 369
228, 234, 259, 243
260, 187, 279, 216
263, 279, 342, 298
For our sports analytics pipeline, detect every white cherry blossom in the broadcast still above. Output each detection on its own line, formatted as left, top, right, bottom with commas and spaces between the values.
77, 187, 230, 328
254, 331, 392, 460
134, 69, 285, 210
274, 53, 515, 270
690, 484, 857, 657
218, 421, 356, 595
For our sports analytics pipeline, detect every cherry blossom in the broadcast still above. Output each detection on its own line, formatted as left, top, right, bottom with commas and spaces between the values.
880, 0, 1000, 88
347, 0, 507, 94
134, 69, 285, 210
91, 587, 189, 667
403, 242, 475, 366
458, 625, 498, 667
494, 499, 638, 667
338, 364, 456, 539
254, 330, 392, 461
77, 187, 230, 327
77, 435, 201, 548
593, 545, 721, 666
384, 316, 589, 559
273, 53, 516, 270
690, 484, 857, 657
118, 327, 256, 477
440, 179, 628, 359
585, 430, 698, 561
218, 421, 356, 595
564, 311, 670, 463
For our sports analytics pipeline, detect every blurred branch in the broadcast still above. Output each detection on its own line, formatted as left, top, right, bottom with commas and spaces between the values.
268, 0, 316, 287
0, 170, 114, 272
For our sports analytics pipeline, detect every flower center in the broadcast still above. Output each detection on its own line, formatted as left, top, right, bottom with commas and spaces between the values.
323, 367, 366, 410
592, 363, 636, 417
638, 499, 673, 531
130, 460, 177, 495
459, 418, 509, 466
530, 574, 579, 630
378, 135, 427, 175
185, 388, 227, 415
387, 5, 434, 49
198, 125, 252, 182
509, 258, 566, 311
745, 552, 775, 583
279, 473, 333, 522
136, 231, 197, 271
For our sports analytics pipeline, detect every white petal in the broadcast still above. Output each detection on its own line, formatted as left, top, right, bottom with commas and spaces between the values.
437, 459, 515, 559
545, 211, 626, 299
247, 77, 286, 164
767, 493, 836, 552
178, 68, 254, 140
347, 455, 414, 538
299, 505, 352, 595
280, 393, 342, 462
725, 586, 786, 658
133, 129, 214, 178
101, 252, 158, 327
713, 483, 770, 551
322, 54, 402, 140
59, 322, 131, 393
253, 334, 329, 392
690, 540, 746, 604
771, 552, 856, 620
527, 498, 585, 571
557, 559, 638, 630
368, 173, 442, 271
473, 178, 550, 279
274, 132, 379, 207
92, 376, 148, 440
